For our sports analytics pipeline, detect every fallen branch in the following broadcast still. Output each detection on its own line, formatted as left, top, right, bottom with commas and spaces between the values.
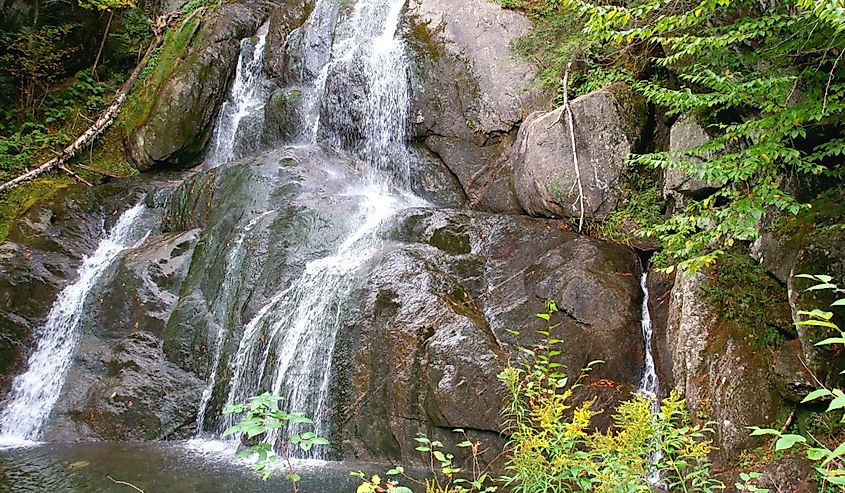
71, 162, 132, 179
106, 475, 144, 493
59, 164, 94, 187
0, 10, 183, 194
561, 63, 586, 234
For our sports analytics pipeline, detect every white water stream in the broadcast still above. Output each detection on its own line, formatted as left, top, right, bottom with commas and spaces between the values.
638, 271, 659, 407
194, 0, 420, 460
0, 202, 151, 447
206, 23, 270, 167
637, 269, 663, 484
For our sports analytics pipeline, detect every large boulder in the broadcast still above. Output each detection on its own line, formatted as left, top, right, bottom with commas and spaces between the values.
405, 0, 549, 212
59, 331, 205, 441
510, 83, 648, 220
666, 269, 786, 463
125, 1, 267, 170
332, 208, 645, 463
663, 115, 724, 202
751, 191, 845, 386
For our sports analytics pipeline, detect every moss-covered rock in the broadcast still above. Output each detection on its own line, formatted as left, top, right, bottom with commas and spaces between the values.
666, 268, 788, 463
123, 1, 268, 170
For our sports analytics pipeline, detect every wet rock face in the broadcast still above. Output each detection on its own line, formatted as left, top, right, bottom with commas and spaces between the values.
264, 0, 313, 80
0, 184, 147, 399
510, 83, 648, 220
126, 1, 267, 170
666, 270, 785, 463
64, 331, 205, 441
332, 209, 644, 463
404, 0, 548, 213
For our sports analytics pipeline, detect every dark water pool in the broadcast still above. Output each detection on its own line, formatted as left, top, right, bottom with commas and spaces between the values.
0, 441, 371, 493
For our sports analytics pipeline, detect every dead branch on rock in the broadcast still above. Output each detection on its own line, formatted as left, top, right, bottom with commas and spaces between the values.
0, 9, 186, 194
561, 63, 586, 233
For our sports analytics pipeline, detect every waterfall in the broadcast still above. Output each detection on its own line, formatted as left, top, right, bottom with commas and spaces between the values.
638, 269, 663, 484
638, 270, 659, 407
203, 0, 420, 459
0, 202, 151, 446
206, 22, 270, 168
194, 211, 275, 434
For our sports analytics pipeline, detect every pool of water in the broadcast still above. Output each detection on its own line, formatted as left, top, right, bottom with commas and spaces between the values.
0, 441, 372, 492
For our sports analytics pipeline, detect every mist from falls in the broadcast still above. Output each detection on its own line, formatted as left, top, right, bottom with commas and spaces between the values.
0, 202, 152, 447
192, 0, 422, 459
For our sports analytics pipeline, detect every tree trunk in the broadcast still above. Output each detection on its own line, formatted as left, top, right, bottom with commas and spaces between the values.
92, 9, 115, 80
0, 11, 184, 194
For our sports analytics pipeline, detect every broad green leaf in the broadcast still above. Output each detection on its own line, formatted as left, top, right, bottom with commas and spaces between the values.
749, 427, 780, 436
806, 447, 828, 460
816, 337, 845, 346
775, 434, 806, 451
828, 394, 845, 412
801, 388, 832, 402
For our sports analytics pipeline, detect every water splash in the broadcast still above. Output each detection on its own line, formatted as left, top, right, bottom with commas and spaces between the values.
0, 202, 151, 443
316, 0, 414, 189
206, 23, 270, 167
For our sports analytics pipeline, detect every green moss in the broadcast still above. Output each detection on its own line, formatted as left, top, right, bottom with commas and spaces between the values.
591, 165, 666, 247
77, 127, 139, 179
119, 16, 202, 136
0, 175, 74, 241
699, 250, 792, 351
429, 226, 471, 255
407, 18, 446, 63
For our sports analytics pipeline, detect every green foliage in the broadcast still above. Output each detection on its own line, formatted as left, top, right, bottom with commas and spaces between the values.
0, 24, 79, 112
352, 429, 497, 493
698, 250, 790, 351
502, 0, 845, 272
496, 0, 634, 102
181, 0, 220, 15
498, 301, 724, 492
222, 392, 329, 485
77, 0, 135, 11
749, 274, 845, 490
593, 167, 665, 246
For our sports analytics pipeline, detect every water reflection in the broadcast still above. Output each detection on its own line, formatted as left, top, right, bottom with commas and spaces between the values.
0, 442, 365, 492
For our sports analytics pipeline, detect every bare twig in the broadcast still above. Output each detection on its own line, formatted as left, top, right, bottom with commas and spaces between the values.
92, 9, 114, 79
823, 48, 844, 114
561, 63, 586, 233
106, 475, 144, 493
58, 164, 94, 187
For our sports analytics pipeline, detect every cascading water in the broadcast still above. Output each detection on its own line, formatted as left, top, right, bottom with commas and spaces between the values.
194, 211, 276, 434
637, 268, 663, 484
206, 23, 270, 168
0, 202, 151, 446
201, 0, 421, 459
638, 270, 659, 408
